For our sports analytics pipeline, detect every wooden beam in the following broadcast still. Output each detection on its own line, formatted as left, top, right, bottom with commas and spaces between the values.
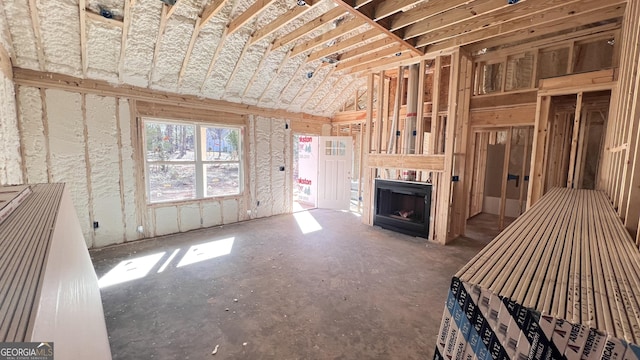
118, 0, 132, 82
325, 77, 360, 111
389, 0, 471, 31
223, 34, 253, 93
337, 36, 398, 62
354, 0, 375, 9
374, 71, 384, 153
302, 69, 336, 109
415, 59, 426, 154
566, 92, 583, 188
228, 0, 278, 35
290, 18, 365, 57
333, 0, 423, 56
527, 95, 552, 208
250, 0, 317, 45
178, 17, 202, 87
374, 0, 423, 21
201, 26, 229, 91
404, 0, 516, 40
426, 1, 625, 52
242, 42, 273, 98
272, 7, 346, 50
28, 0, 45, 71
470, 105, 536, 128
307, 29, 383, 63
275, 60, 311, 103
288, 62, 325, 105
347, 51, 417, 74
13, 67, 331, 122
257, 51, 290, 103
538, 69, 615, 95
165, 0, 180, 19
79, 0, 88, 76
199, 0, 228, 30
499, 127, 513, 230
335, 44, 406, 71
149, 4, 169, 82
367, 154, 445, 171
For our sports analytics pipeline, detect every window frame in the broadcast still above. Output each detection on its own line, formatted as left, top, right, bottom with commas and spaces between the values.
143, 118, 244, 204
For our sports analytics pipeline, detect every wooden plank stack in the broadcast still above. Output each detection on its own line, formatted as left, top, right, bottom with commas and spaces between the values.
0, 183, 64, 342
435, 187, 640, 360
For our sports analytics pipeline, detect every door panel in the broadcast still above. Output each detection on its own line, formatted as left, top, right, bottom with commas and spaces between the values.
317, 136, 353, 210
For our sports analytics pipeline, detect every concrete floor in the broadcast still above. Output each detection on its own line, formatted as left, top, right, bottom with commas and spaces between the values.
91, 211, 506, 359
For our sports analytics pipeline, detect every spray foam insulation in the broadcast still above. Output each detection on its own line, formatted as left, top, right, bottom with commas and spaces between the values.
255, 118, 273, 218
122, 0, 162, 87
3, 0, 39, 69
179, 203, 200, 232
269, 118, 287, 215
0, 71, 21, 185
117, 99, 138, 241
150, 17, 194, 91
222, 199, 239, 224
86, 18, 121, 82
37, 0, 82, 76
44, 89, 92, 246
0, 1, 12, 57
16, 86, 47, 184
154, 206, 179, 236
202, 201, 222, 227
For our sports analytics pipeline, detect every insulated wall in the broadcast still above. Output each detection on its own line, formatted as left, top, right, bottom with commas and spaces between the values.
16, 87, 294, 248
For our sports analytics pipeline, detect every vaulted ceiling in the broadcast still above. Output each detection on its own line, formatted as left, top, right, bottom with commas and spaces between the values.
1, 0, 626, 118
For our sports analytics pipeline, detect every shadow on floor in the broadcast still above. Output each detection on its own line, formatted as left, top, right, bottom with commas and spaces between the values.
91, 210, 504, 359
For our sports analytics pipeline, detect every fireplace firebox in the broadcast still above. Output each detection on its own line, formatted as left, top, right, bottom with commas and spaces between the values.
373, 179, 432, 238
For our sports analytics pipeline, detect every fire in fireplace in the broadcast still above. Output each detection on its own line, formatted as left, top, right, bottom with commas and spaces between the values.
373, 179, 432, 239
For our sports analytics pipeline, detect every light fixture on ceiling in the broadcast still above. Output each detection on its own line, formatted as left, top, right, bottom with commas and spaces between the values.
395, 52, 402, 57
297, 0, 307, 6
160, 0, 177, 5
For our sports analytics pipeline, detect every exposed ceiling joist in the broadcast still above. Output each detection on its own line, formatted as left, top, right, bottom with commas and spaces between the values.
348, 51, 416, 74
149, 4, 169, 82
276, 60, 311, 103
199, 0, 228, 30
332, 0, 422, 56
306, 28, 382, 62
374, 0, 423, 21
272, 6, 346, 50
78, 0, 88, 76
354, 0, 375, 9
178, 16, 202, 87
427, 2, 626, 53
250, 0, 318, 45
325, 77, 360, 110
335, 44, 405, 71
290, 64, 330, 105
242, 42, 273, 98
302, 69, 336, 109
389, 0, 470, 32
417, 0, 612, 48
290, 18, 364, 57
403, 0, 518, 40
227, 0, 278, 35
338, 36, 397, 62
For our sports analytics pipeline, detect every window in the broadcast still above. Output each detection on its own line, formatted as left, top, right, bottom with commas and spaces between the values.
144, 119, 242, 203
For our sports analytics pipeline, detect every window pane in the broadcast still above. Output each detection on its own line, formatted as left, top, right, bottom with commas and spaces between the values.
148, 164, 196, 203
204, 127, 241, 161
145, 122, 195, 161
205, 164, 240, 197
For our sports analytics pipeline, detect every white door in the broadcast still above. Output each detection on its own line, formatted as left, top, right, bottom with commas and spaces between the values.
317, 136, 353, 210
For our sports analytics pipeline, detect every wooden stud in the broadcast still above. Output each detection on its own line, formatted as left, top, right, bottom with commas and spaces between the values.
499, 127, 513, 230
519, 128, 531, 214
362, 73, 375, 225
227, 0, 278, 35
566, 92, 584, 188
114, 99, 128, 242
374, 72, 384, 153
414, 60, 426, 155
40, 89, 52, 183
528, 95, 552, 208
80, 94, 95, 247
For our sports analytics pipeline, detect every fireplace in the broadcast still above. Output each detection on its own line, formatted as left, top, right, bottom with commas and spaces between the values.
374, 179, 432, 238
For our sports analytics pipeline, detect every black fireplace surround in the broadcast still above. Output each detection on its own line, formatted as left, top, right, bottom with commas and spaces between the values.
374, 179, 432, 238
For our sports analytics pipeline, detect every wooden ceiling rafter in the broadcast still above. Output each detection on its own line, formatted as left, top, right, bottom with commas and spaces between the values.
241, 42, 274, 99
118, 0, 132, 82
227, 0, 278, 35
201, 26, 230, 91
275, 60, 314, 103
272, 6, 346, 50
425, 0, 626, 52
148, 4, 169, 83
290, 64, 332, 105
389, 0, 471, 32
223, 34, 254, 93
78, 0, 88, 76
312, 76, 344, 110
347, 51, 416, 74
290, 17, 365, 57
332, 0, 422, 56
199, 0, 229, 30
325, 77, 361, 111
337, 36, 397, 62
403, 0, 518, 41
178, 16, 202, 87
165, 0, 180, 19
250, 0, 318, 45
335, 44, 406, 71
302, 68, 336, 109
374, 0, 423, 21
306, 28, 382, 62
257, 51, 291, 103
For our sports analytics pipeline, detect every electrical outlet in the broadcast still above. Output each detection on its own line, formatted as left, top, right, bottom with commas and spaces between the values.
279, 166, 285, 171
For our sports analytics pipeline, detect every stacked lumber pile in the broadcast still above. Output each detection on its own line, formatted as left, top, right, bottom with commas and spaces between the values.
435, 188, 640, 360
0, 184, 64, 341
